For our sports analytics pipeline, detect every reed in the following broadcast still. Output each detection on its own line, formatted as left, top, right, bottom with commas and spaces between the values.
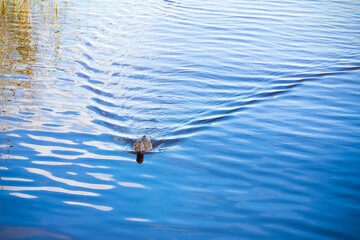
1, 0, 59, 15
0, 0, 6, 15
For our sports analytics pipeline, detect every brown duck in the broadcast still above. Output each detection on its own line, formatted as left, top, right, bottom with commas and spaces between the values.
133, 135, 152, 164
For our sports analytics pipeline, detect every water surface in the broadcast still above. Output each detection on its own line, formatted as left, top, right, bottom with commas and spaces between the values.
1, 0, 360, 239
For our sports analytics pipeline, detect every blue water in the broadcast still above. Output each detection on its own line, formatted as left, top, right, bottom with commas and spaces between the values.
1, 0, 360, 239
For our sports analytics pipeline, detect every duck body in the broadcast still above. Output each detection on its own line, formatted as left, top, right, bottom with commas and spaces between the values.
133, 135, 152, 164
133, 135, 152, 153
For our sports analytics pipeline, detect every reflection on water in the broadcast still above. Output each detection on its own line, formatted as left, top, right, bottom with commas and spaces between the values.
0, 225, 71, 240
0, 1, 34, 133
0, 1, 35, 77
1, 0, 360, 239
0, 0, 64, 133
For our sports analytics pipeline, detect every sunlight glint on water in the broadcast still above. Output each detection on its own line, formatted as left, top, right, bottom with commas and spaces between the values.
0, 0, 360, 239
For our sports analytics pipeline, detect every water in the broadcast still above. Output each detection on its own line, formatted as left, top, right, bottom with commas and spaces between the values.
1, 0, 360, 239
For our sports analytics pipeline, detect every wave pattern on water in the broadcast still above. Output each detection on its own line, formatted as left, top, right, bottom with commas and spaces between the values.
1, 0, 360, 239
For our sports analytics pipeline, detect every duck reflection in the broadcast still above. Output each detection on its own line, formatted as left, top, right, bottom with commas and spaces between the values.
136, 153, 144, 164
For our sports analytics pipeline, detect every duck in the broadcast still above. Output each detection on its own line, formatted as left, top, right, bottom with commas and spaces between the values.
133, 135, 152, 164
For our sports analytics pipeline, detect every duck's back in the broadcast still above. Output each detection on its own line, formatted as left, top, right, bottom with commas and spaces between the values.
133, 135, 152, 152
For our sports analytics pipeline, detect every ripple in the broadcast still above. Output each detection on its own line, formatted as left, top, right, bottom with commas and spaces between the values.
83, 141, 114, 150
2, 186, 99, 196
20, 142, 132, 161
9, 192, 37, 199
27, 134, 78, 145
63, 201, 113, 211
125, 218, 151, 222
87, 173, 114, 181
31, 161, 110, 170
1, 0, 360, 239
25, 168, 114, 190
1, 177, 33, 182
6, 155, 29, 160
117, 182, 146, 188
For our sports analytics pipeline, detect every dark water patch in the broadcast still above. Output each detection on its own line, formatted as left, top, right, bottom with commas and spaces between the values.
75, 72, 103, 84
18, 112, 35, 116
81, 85, 116, 98
111, 62, 131, 67
340, 66, 360, 71
83, 53, 94, 61
124, 74, 153, 82
57, 111, 80, 116
163, 0, 177, 4
111, 72, 120, 77
83, 40, 92, 47
88, 79, 104, 85
75, 60, 107, 74
273, 83, 300, 90
291, 65, 360, 80
91, 97, 121, 108
0, 116, 31, 123
255, 90, 286, 98
41, 108, 53, 112
42, 124, 62, 127
75, 72, 90, 80
189, 115, 228, 125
